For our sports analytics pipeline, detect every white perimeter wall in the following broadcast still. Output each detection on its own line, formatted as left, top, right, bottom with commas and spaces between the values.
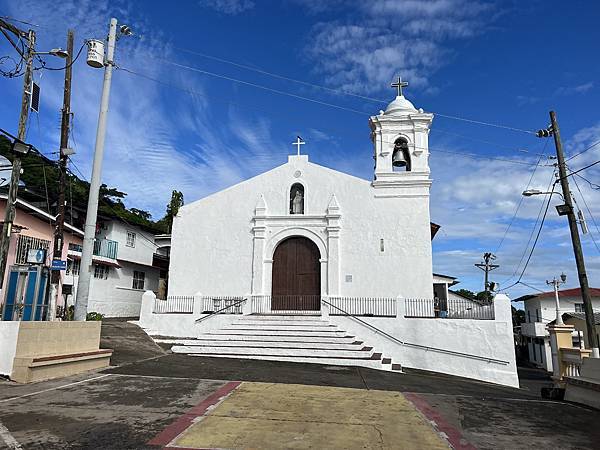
0, 322, 19, 376
329, 294, 518, 387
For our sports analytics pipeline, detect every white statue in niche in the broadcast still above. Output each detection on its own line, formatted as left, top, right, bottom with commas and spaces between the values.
292, 190, 304, 214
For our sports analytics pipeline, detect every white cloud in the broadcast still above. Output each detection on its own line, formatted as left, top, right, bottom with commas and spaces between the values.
555, 81, 594, 96
302, 0, 493, 94
198, 0, 255, 15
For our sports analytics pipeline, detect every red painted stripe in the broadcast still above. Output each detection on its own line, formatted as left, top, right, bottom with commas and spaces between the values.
404, 392, 477, 450
148, 381, 241, 447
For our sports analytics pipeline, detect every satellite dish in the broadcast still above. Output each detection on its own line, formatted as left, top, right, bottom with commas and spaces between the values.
0, 155, 12, 187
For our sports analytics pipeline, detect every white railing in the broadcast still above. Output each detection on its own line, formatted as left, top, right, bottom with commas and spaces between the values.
405, 298, 495, 320
251, 295, 321, 315
153, 295, 194, 314
560, 347, 592, 379
328, 296, 396, 317
202, 296, 245, 314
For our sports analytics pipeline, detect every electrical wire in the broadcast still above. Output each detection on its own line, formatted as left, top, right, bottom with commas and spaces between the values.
118, 66, 544, 168
501, 181, 555, 291
163, 46, 536, 135
495, 140, 549, 253
66, 158, 161, 248
565, 159, 600, 178
33, 42, 85, 71
571, 174, 600, 254
566, 139, 600, 162
574, 173, 600, 190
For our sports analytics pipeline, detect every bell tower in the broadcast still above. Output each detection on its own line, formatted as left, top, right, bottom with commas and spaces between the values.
369, 78, 434, 194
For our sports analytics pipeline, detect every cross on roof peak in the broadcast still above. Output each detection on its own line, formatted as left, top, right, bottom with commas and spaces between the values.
391, 76, 409, 97
292, 136, 305, 156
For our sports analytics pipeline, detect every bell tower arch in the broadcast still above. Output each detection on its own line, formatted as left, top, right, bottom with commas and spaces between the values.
369, 77, 434, 193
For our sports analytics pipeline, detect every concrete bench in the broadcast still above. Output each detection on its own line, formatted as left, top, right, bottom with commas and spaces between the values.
11, 349, 113, 383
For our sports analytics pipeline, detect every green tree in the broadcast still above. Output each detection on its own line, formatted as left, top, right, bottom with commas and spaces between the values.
164, 190, 184, 233
453, 289, 476, 300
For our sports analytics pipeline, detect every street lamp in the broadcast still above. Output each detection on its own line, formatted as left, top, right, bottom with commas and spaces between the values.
10, 138, 32, 155
522, 189, 564, 199
34, 48, 69, 58
547, 273, 567, 325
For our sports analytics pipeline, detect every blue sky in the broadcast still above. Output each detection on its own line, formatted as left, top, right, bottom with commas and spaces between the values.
0, 0, 599, 298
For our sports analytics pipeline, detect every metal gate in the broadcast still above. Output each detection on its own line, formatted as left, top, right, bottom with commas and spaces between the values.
2, 265, 49, 321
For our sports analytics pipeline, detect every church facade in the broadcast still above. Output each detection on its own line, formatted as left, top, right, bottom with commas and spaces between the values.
169, 94, 435, 302
144, 88, 518, 388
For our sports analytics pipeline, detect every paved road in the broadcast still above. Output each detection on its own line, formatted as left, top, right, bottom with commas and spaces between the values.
0, 321, 597, 449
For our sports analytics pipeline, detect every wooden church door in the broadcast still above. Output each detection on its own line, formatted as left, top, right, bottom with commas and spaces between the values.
271, 237, 321, 311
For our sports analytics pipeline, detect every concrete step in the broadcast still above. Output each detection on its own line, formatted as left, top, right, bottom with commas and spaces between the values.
232, 320, 330, 327
223, 324, 340, 332
246, 315, 322, 320
172, 345, 373, 358
186, 353, 391, 370
207, 329, 350, 337
158, 339, 364, 350
184, 334, 360, 344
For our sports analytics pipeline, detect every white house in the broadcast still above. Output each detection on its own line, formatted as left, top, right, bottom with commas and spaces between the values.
138, 87, 518, 387
515, 287, 600, 372
66, 219, 161, 317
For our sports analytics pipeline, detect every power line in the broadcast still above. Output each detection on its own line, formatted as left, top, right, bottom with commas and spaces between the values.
162, 46, 536, 135
66, 157, 160, 248
566, 159, 600, 178
119, 66, 544, 168
501, 181, 555, 292
566, 138, 600, 162
495, 139, 549, 253
571, 174, 600, 254
574, 173, 600, 190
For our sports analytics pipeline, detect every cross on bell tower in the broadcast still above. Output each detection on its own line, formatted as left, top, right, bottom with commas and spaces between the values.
391, 76, 408, 97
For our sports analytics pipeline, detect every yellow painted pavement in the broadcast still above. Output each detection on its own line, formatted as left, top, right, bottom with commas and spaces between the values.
173, 382, 449, 449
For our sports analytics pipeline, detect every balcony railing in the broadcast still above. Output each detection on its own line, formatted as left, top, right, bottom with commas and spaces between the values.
68, 239, 118, 260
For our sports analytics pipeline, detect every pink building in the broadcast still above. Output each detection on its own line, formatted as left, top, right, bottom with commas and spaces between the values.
0, 195, 83, 313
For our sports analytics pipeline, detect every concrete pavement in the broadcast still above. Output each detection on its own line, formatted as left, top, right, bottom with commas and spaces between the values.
0, 320, 598, 449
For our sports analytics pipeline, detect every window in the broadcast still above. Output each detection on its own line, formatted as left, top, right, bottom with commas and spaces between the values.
15, 235, 50, 264
527, 310, 531, 323
133, 271, 145, 290
535, 309, 540, 322
126, 231, 136, 248
66, 259, 80, 276
575, 303, 584, 312
93, 264, 109, 279
289, 183, 304, 214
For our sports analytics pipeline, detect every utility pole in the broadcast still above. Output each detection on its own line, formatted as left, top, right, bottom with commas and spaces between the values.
74, 18, 118, 321
546, 273, 567, 326
475, 252, 499, 295
48, 30, 74, 321
547, 111, 599, 358
0, 24, 35, 289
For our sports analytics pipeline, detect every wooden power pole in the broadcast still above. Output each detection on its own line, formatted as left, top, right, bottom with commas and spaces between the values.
549, 111, 600, 358
48, 30, 74, 320
0, 21, 35, 289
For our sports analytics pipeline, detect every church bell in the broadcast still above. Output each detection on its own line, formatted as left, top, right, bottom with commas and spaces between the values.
392, 148, 407, 167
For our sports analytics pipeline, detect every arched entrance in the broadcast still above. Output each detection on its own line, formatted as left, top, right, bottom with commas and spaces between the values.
272, 236, 321, 311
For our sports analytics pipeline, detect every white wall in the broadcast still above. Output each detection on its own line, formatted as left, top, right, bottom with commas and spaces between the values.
524, 296, 600, 325
169, 155, 433, 300
329, 294, 518, 387
100, 221, 156, 266
0, 322, 19, 376
84, 262, 160, 317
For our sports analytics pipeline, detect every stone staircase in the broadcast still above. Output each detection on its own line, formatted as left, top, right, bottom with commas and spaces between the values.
155, 315, 401, 372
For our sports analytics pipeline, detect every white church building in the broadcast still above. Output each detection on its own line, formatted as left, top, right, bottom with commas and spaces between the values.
137, 84, 519, 387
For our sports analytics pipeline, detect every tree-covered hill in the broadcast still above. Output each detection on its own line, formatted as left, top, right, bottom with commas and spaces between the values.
0, 134, 172, 234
